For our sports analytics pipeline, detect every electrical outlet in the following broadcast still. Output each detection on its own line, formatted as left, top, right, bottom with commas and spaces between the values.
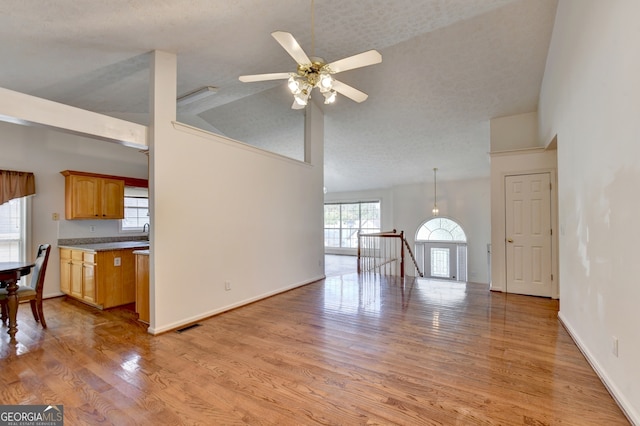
225, 281, 231, 291
612, 336, 619, 357
52, 213, 59, 221
89, 225, 96, 233
114, 257, 121, 266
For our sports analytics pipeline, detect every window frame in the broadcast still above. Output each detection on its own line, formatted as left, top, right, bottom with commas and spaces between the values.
120, 186, 149, 233
0, 197, 30, 263
324, 200, 381, 249
414, 217, 468, 281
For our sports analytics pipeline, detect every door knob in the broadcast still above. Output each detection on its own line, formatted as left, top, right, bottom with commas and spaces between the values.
507, 239, 513, 243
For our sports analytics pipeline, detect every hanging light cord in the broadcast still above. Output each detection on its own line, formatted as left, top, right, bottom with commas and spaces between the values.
311, 0, 315, 57
434, 168, 437, 203
433, 168, 438, 214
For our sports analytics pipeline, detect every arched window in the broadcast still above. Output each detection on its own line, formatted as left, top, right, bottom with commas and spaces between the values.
416, 217, 467, 242
415, 217, 467, 281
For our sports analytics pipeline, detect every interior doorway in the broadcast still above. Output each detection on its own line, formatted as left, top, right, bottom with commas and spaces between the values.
415, 218, 467, 281
504, 172, 552, 297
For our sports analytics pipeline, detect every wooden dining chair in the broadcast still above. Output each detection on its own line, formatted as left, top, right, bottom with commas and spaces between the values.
0, 244, 52, 328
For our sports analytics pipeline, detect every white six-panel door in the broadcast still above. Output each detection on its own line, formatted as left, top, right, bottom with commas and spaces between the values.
505, 173, 552, 297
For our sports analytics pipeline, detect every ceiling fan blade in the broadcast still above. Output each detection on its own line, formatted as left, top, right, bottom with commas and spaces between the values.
271, 31, 311, 66
325, 50, 382, 74
239, 72, 291, 83
332, 80, 369, 103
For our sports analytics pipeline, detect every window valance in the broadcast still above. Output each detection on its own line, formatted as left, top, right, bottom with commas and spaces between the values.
0, 169, 36, 205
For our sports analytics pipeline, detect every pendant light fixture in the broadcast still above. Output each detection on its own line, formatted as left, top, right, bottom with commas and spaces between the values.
432, 168, 439, 216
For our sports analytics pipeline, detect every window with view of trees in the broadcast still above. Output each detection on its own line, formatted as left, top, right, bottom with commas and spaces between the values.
324, 201, 380, 248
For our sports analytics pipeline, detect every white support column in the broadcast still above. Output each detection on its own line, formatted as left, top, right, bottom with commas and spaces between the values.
305, 97, 325, 274
147, 50, 177, 332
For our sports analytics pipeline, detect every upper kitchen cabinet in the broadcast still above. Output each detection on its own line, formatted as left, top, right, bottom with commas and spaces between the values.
61, 170, 125, 219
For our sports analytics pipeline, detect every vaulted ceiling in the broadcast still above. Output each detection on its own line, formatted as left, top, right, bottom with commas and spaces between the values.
0, 0, 558, 192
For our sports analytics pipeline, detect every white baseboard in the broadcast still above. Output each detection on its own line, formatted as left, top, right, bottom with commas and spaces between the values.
43, 291, 65, 299
148, 275, 325, 335
558, 312, 639, 425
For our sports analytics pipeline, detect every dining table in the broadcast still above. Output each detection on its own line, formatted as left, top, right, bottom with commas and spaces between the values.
0, 261, 35, 340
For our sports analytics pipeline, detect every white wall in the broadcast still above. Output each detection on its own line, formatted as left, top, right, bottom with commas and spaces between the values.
325, 178, 491, 283
490, 112, 539, 151
0, 120, 148, 298
150, 123, 325, 333
538, 0, 640, 421
148, 52, 325, 333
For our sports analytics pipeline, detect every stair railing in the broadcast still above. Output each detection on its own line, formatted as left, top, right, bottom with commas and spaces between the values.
357, 230, 423, 277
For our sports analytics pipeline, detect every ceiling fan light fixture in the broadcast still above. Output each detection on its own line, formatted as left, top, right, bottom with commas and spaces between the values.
288, 76, 302, 94
294, 89, 310, 106
323, 90, 337, 104
318, 72, 333, 92
239, 29, 381, 109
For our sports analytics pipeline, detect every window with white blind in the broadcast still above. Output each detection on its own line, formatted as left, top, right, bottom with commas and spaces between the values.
0, 198, 27, 262
121, 187, 149, 232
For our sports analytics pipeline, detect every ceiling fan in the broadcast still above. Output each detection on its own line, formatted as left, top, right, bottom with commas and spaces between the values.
239, 30, 382, 109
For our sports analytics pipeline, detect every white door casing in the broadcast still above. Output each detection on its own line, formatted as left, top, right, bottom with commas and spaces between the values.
505, 173, 552, 297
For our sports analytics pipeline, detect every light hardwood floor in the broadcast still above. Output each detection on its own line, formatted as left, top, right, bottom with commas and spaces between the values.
324, 254, 357, 277
0, 273, 629, 425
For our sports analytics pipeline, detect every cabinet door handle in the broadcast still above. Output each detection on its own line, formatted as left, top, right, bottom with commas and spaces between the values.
507, 238, 514, 243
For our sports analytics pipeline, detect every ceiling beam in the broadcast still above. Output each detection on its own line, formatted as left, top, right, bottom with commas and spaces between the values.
0, 87, 147, 149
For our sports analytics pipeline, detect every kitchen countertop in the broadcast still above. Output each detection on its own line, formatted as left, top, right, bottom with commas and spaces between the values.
58, 241, 150, 252
133, 250, 149, 256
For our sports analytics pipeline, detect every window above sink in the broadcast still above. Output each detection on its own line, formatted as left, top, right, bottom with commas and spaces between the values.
121, 186, 149, 232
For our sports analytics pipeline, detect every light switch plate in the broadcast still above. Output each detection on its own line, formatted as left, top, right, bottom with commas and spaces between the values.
114, 257, 121, 266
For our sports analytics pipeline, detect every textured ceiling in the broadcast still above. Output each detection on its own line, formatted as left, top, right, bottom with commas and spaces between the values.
0, 0, 558, 192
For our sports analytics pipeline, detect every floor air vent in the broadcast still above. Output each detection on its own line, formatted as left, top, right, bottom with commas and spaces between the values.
176, 323, 202, 333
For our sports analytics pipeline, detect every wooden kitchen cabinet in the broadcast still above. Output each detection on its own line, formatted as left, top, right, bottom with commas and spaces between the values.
135, 252, 150, 324
69, 252, 83, 299
82, 252, 97, 304
60, 248, 95, 303
98, 249, 135, 309
61, 171, 124, 219
59, 247, 136, 309
59, 249, 72, 294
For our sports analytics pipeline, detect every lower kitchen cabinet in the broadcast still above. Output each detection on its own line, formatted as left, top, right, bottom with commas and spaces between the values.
98, 249, 135, 309
134, 251, 150, 324
60, 247, 136, 309
60, 249, 91, 301
83, 252, 97, 304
